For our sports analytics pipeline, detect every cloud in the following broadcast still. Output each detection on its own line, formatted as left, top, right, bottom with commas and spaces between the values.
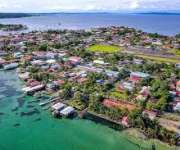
0, 0, 179, 12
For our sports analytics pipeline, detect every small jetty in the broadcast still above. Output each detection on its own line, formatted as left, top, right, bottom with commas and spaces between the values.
39, 97, 59, 106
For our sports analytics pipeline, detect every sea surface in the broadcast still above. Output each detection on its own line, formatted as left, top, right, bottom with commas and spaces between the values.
0, 70, 143, 150
0, 13, 180, 35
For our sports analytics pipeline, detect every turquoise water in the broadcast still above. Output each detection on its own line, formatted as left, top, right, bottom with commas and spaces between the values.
0, 70, 141, 150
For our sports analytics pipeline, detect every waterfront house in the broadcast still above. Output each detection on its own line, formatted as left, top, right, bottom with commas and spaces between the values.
60, 106, 75, 117
22, 84, 45, 94
121, 116, 130, 127
51, 102, 66, 111
0, 58, 6, 67
27, 79, 41, 87
3, 63, 18, 70
18, 72, 30, 80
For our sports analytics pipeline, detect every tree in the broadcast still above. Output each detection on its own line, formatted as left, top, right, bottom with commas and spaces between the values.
39, 43, 48, 51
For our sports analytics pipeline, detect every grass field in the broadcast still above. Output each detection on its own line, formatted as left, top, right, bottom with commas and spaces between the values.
136, 54, 180, 63
88, 44, 121, 53
169, 49, 180, 57
109, 91, 128, 100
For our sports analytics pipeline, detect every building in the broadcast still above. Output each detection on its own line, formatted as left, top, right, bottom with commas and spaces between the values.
3, 63, 18, 70
60, 106, 75, 117
130, 72, 150, 83
143, 110, 157, 120
69, 56, 82, 65
22, 84, 45, 94
121, 116, 130, 127
117, 82, 134, 92
51, 102, 66, 111
18, 72, 30, 80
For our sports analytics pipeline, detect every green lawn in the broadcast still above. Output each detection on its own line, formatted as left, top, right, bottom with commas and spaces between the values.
88, 44, 121, 53
168, 49, 180, 57
136, 54, 180, 63
109, 91, 128, 100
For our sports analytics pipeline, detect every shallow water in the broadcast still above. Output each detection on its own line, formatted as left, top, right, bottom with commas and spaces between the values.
0, 70, 143, 150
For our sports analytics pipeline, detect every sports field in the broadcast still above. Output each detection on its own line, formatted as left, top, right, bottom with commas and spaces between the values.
88, 44, 121, 53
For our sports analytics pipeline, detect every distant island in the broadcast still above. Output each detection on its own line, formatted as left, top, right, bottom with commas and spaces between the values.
0, 13, 33, 19
0, 24, 28, 31
136, 12, 180, 15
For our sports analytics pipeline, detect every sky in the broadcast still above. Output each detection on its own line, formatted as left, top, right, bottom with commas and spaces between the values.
0, 0, 180, 13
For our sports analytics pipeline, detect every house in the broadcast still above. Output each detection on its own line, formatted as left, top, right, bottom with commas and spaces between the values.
136, 94, 147, 101
27, 79, 41, 87
0, 58, 6, 67
32, 51, 46, 59
105, 70, 119, 78
0, 51, 8, 57
13, 52, 23, 59
3, 63, 18, 70
133, 59, 143, 65
143, 110, 157, 120
174, 102, 180, 112
96, 79, 104, 85
93, 59, 109, 65
46, 52, 57, 59
60, 106, 75, 117
130, 72, 150, 83
46, 82, 58, 90
51, 102, 66, 111
46, 59, 56, 64
53, 80, 65, 86
121, 116, 130, 127
18, 72, 30, 80
140, 86, 150, 97
117, 81, 134, 92
176, 81, 180, 96
22, 84, 45, 94
175, 64, 180, 69
103, 99, 136, 111
31, 60, 46, 66
50, 63, 61, 70
69, 56, 82, 65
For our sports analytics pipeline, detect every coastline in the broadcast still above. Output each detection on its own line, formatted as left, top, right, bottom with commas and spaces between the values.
0, 23, 179, 149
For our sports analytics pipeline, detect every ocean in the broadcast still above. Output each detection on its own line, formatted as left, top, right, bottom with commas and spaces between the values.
0, 70, 143, 150
0, 13, 180, 35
